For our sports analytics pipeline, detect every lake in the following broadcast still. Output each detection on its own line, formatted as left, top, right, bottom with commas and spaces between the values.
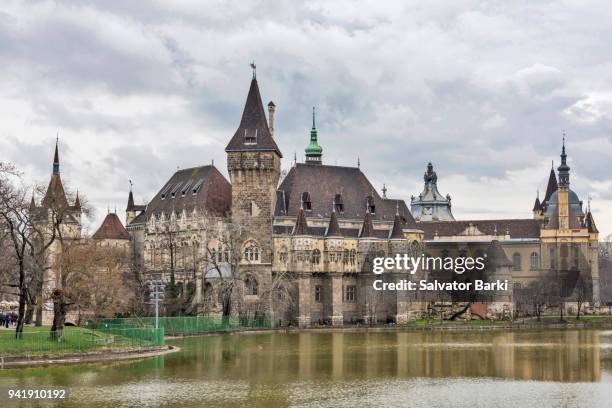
2, 329, 612, 407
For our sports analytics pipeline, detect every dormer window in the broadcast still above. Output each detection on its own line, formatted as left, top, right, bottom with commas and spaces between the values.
334, 194, 344, 213
245, 128, 257, 145
170, 182, 182, 199
301, 192, 312, 210
160, 183, 173, 200
181, 180, 193, 197
366, 195, 375, 214
192, 178, 204, 195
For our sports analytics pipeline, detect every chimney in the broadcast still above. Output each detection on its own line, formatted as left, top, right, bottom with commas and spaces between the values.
268, 101, 276, 138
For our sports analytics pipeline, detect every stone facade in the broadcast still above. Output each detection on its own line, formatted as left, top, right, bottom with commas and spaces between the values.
123, 74, 600, 326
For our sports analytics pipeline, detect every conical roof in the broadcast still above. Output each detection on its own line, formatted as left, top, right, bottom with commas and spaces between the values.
126, 189, 135, 211
293, 207, 309, 235
543, 167, 558, 203
487, 240, 513, 267
359, 210, 375, 238
225, 78, 282, 156
389, 212, 404, 239
326, 209, 341, 236
93, 213, 130, 240
586, 211, 598, 233
532, 196, 541, 212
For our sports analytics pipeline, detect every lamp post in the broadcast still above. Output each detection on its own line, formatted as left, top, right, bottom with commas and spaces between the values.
148, 280, 165, 329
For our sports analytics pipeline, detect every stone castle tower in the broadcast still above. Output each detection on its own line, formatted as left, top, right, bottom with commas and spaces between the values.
225, 72, 282, 296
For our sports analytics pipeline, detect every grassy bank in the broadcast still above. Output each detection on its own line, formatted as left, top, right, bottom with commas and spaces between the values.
0, 326, 164, 358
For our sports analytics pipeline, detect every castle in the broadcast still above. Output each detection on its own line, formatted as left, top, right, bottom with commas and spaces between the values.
38, 72, 600, 326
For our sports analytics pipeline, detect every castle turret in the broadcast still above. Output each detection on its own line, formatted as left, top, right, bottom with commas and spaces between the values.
410, 162, 455, 221
225, 70, 281, 267
304, 107, 323, 165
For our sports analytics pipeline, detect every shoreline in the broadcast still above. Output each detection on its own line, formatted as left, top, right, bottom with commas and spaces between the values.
0, 345, 179, 369
165, 319, 612, 339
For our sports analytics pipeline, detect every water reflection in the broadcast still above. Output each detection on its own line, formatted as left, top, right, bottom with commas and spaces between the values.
0, 330, 611, 407
168, 330, 606, 383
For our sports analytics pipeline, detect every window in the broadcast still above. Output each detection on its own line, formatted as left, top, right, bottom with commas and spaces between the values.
210, 247, 217, 263
181, 180, 193, 197
344, 285, 356, 303
366, 195, 375, 214
530, 252, 539, 270
170, 182, 183, 199
245, 276, 258, 295
572, 244, 580, 269
343, 249, 349, 264
315, 285, 322, 303
245, 128, 257, 145
349, 249, 356, 265
549, 247, 556, 269
512, 252, 521, 271
279, 246, 288, 263
334, 194, 344, 213
302, 192, 312, 210
312, 249, 321, 264
244, 243, 260, 262
160, 182, 173, 200
192, 178, 205, 195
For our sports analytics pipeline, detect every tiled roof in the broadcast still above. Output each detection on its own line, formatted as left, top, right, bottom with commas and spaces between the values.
532, 196, 541, 212
419, 219, 541, 240
359, 211, 375, 238
325, 210, 341, 236
225, 78, 282, 156
293, 207, 309, 235
93, 213, 130, 240
275, 163, 416, 226
42, 174, 69, 209
136, 165, 231, 224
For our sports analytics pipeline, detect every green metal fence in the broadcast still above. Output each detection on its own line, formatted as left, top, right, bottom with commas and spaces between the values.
0, 326, 164, 358
98, 315, 271, 336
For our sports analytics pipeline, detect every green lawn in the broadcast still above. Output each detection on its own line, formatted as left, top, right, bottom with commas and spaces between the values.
0, 326, 161, 357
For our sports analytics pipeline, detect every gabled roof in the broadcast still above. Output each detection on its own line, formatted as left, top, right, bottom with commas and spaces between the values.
225, 78, 282, 156
93, 213, 130, 240
275, 163, 416, 226
134, 165, 231, 225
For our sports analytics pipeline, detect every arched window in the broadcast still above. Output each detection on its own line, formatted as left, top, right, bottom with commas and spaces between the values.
512, 252, 521, 271
244, 242, 260, 262
530, 252, 539, 270
312, 249, 321, 264
245, 276, 258, 295
279, 246, 288, 263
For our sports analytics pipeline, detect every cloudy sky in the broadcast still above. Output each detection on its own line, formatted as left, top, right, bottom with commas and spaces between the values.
1, 0, 612, 236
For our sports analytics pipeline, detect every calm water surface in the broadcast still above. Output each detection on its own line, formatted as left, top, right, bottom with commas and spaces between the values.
1, 329, 612, 407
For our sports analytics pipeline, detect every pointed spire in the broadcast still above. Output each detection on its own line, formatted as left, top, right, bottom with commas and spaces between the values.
53, 137, 60, 174
225, 72, 282, 156
586, 210, 599, 233
74, 189, 81, 210
533, 188, 541, 212
293, 206, 309, 235
29, 194, 36, 211
543, 166, 558, 203
326, 202, 342, 237
382, 184, 387, 199
305, 106, 323, 165
359, 209, 375, 238
557, 134, 570, 188
389, 204, 404, 239
357, 156, 360, 168
127, 180, 134, 211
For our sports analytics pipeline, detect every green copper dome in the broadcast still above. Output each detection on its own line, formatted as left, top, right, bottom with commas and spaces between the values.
305, 107, 322, 163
